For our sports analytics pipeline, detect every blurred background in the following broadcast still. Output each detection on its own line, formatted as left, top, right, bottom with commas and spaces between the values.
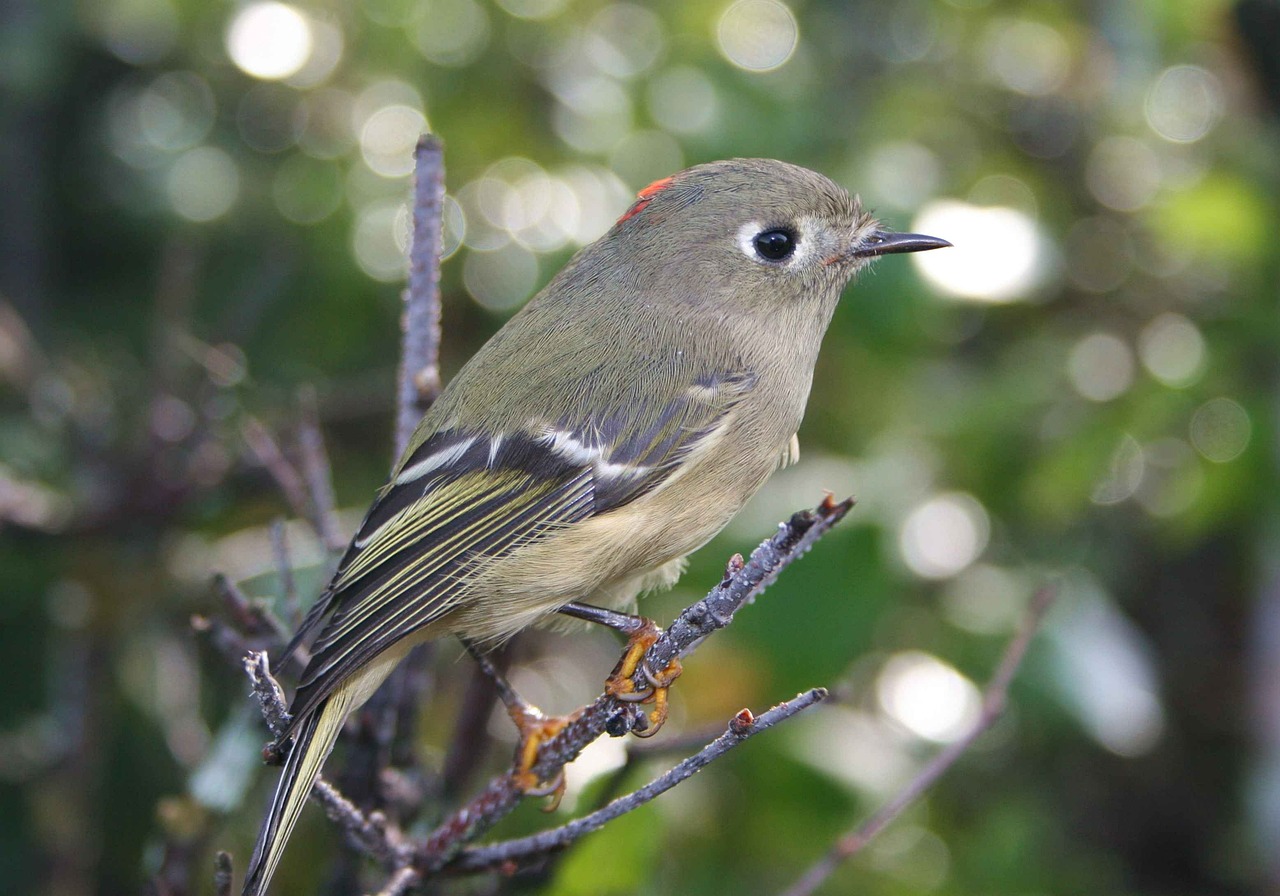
3, 0, 1279, 893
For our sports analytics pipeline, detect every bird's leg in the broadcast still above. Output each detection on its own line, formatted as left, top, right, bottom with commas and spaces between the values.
461, 639, 569, 809
556, 602, 683, 738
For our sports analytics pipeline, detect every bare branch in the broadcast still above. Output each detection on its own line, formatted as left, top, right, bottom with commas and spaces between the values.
441, 643, 512, 801
242, 417, 312, 526
297, 389, 345, 552
244, 651, 292, 743
371, 866, 420, 896
195, 575, 289, 669
312, 779, 401, 864
323, 133, 446, 895
779, 586, 1057, 896
635, 495, 854, 692
411, 495, 853, 874
451, 689, 828, 874
214, 851, 233, 896
395, 134, 445, 458
269, 519, 299, 628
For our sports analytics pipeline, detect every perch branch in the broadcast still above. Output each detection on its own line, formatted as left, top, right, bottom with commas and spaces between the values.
244, 651, 292, 742
451, 688, 828, 874
236, 494, 858, 888
779, 586, 1057, 896
411, 495, 853, 874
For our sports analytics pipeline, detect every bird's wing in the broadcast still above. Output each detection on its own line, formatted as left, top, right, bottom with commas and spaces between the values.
281, 368, 757, 731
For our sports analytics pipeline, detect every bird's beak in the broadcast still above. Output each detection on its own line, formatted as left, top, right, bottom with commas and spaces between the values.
852, 230, 952, 258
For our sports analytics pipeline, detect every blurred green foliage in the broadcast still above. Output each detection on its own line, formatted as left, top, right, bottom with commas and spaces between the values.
2, 0, 1279, 893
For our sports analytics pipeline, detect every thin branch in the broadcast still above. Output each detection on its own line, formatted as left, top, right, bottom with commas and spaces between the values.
412, 495, 854, 874
244, 651, 292, 743
214, 851, 233, 896
395, 134, 445, 459
312, 778, 401, 864
297, 389, 345, 552
324, 133, 446, 896
241, 417, 312, 528
625, 495, 854, 727
214, 574, 288, 641
244, 648, 405, 871
451, 688, 828, 874
779, 586, 1057, 896
194, 578, 298, 680
372, 866, 421, 896
441, 642, 512, 801
269, 519, 299, 628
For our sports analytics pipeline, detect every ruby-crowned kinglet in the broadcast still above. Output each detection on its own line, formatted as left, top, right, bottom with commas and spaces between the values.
242, 158, 948, 895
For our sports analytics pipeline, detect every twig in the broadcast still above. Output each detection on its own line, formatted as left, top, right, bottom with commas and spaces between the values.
627, 495, 853, 723
324, 134, 447, 896
243, 651, 402, 868
195, 579, 300, 680
372, 866, 420, 896
450, 689, 828, 873
779, 586, 1057, 896
412, 495, 853, 874
297, 389, 345, 552
241, 417, 313, 529
583, 720, 732, 818
395, 134, 445, 459
268, 519, 299, 627
244, 652, 292, 742
441, 643, 512, 801
312, 778, 400, 864
214, 851, 233, 896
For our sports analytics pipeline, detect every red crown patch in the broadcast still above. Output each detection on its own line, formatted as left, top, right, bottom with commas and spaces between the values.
615, 175, 676, 225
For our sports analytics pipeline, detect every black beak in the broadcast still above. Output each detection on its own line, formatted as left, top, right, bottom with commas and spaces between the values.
853, 230, 952, 258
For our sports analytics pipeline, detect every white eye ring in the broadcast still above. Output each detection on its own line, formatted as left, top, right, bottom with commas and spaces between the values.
737, 220, 810, 266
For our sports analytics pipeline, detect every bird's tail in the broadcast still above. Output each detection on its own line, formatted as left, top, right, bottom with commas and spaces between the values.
241, 696, 345, 896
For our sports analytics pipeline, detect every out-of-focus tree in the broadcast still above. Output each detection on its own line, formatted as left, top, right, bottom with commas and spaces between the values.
2, 0, 1277, 893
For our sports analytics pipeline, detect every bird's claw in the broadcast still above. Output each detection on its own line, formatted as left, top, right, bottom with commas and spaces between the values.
604, 619, 683, 738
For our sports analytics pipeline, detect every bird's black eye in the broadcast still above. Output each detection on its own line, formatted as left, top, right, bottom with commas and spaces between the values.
753, 228, 797, 262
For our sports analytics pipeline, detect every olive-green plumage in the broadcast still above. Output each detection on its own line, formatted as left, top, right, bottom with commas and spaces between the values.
242, 158, 948, 895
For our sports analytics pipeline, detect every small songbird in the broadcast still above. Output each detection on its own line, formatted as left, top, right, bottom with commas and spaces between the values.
242, 158, 948, 895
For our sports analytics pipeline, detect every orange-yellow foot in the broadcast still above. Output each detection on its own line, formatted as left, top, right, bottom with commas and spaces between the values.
462, 639, 574, 811
604, 619, 683, 738
507, 701, 575, 811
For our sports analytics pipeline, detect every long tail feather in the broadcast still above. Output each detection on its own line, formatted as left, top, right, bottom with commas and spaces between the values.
241, 648, 407, 896
241, 698, 344, 896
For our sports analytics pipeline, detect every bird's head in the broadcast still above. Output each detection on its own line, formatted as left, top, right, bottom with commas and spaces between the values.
596, 158, 950, 318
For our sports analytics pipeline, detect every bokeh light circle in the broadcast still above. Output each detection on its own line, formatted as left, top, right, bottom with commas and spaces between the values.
877, 651, 981, 743
911, 200, 1047, 303
167, 146, 239, 221
899, 492, 990, 580
716, 0, 799, 72
225, 2, 313, 80
1189, 398, 1250, 463
1145, 65, 1221, 144
1068, 332, 1134, 402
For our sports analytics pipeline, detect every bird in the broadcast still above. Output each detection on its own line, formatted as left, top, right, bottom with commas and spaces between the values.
241, 157, 949, 895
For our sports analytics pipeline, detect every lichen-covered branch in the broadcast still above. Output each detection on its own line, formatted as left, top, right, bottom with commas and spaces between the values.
410, 495, 853, 875
395, 134, 445, 458
450, 688, 828, 874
